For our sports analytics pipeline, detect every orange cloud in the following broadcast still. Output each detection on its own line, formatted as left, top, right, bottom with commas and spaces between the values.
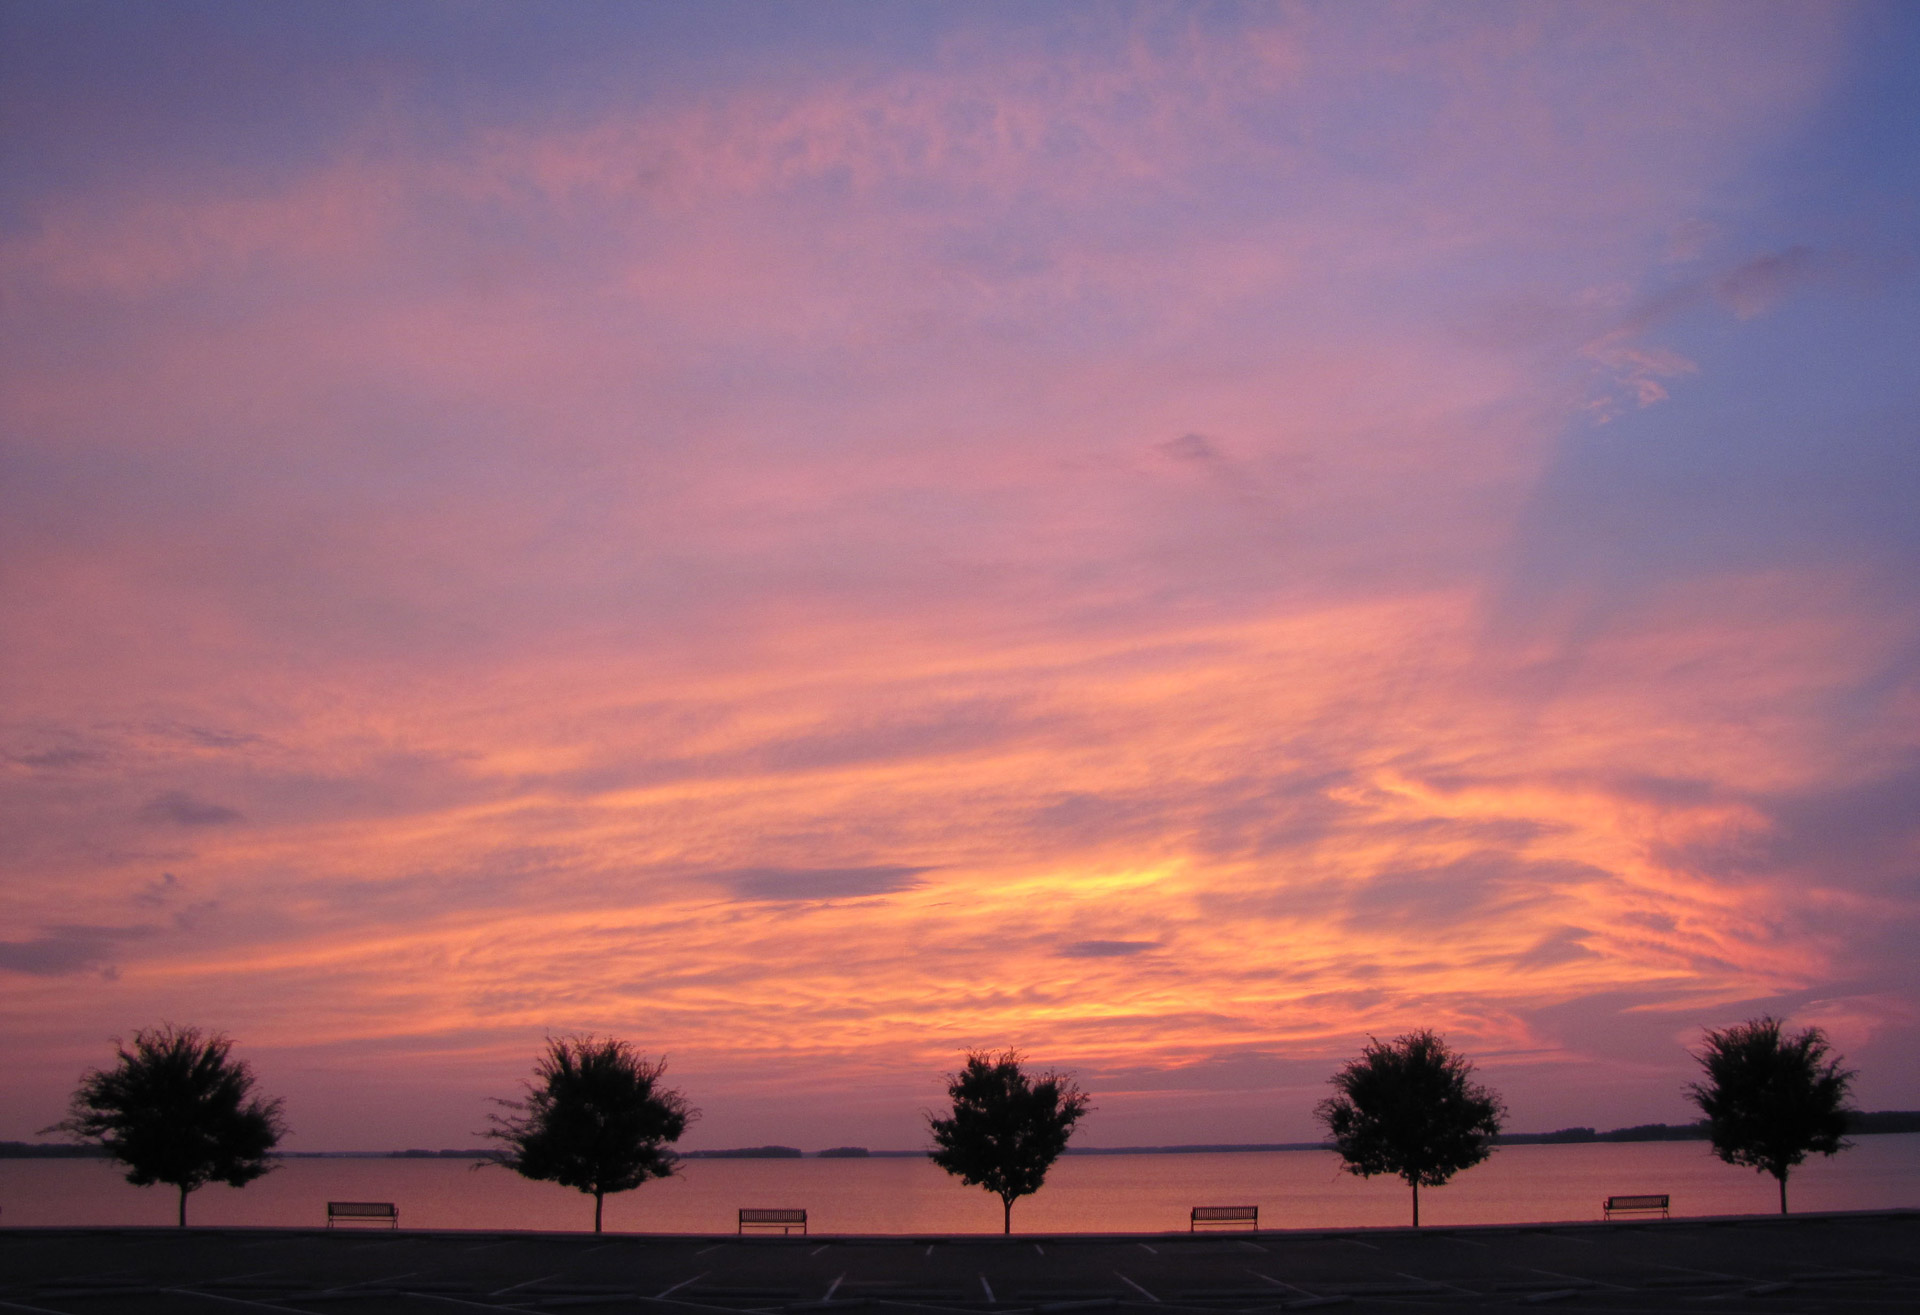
3, 2, 1912, 1152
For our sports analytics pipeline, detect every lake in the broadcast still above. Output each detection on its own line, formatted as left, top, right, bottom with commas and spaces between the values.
3, 1137, 1916, 1233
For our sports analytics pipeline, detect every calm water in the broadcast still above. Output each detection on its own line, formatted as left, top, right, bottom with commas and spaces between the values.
3, 1137, 1916, 1234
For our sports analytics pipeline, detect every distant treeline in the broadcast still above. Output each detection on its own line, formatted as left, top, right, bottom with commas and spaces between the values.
6, 1112, 1916, 1159
0, 1141, 106, 1158
1496, 1110, 1920, 1144
1061, 1143, 1322, 1155
1499, 1123, 1711, 1144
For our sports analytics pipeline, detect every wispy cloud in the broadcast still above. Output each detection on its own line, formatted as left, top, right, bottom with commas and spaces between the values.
1059, 940, 1159, 959
0, 1, 1914, 1152
138, 791, 244, 828
0, 924, 149, 979
713, 866, 933, 903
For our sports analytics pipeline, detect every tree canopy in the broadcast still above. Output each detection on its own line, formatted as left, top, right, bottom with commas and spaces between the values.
1316, 1029, 1505, 1226
46, 1024, 286, 1226
486, 1035, 695, 1232
1686, 1016, 1854, 1214
928, 1049, 1090, 1233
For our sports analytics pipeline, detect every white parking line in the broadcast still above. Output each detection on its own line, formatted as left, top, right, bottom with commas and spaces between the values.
824, 1274, 845, 1301
1034, 1244, 1045, 1256
811, 1244, 832, 1256
1115, 1272, 1160, 1303
696, 1242, 726, 1255
1395, 1270, 1477, 1297
489, 1272, 560, 1296
159, 1291, 307, 1314
1250, 1271, 1317, 1298
321, 1272, 416, 1293
1530, 1267, 1630, 1292
656, 1272, 710, 1298
1652, 1263, 1752, 1284
979, 1274, 996, 1302
1137, 1243, 1158, 1255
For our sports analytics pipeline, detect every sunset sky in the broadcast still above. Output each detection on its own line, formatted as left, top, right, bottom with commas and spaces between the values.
4, 1, 1918, 1153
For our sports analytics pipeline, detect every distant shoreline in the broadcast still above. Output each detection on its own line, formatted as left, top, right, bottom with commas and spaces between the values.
6, 1111, 1917, 1160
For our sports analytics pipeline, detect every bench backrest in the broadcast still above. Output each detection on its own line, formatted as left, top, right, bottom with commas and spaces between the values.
328, 1201, 398, 1218
739, 1208, 807, 1224
1603, 1195, 1668, 1210
1192, 1206, 1258, 1222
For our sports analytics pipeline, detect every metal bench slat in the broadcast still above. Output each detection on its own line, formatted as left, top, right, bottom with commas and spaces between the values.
1603, 1194, 1669, 1219
1191, 1206, 1258, 1231
327, 1201, 399, 1229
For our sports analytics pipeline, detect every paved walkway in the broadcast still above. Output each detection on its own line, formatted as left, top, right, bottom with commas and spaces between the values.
1, 1212, 1914, 1314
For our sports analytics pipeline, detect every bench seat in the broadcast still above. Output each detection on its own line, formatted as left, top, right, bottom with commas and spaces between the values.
739, 1207, 807, 1235
1191, 1205, 1258, 1231
327, 1201, 398, 1229
1603, 1194, 1669, 1220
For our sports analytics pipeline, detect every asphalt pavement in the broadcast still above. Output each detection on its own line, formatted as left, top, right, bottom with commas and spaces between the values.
0, 1210, 1914, 1314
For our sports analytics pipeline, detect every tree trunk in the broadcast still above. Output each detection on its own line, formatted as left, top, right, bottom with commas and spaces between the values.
1411, 1181, 1420, 1228
595, 1189, 605, 1234
178, 1184, 189, 1228
1003, 1196, 1013, 1234
1777, 1172, 1788, 1216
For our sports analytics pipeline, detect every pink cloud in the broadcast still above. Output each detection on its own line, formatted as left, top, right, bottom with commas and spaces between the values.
2, 4, 1910, 1152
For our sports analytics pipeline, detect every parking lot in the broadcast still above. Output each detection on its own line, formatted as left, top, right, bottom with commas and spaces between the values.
1, 1211, 1914, 1314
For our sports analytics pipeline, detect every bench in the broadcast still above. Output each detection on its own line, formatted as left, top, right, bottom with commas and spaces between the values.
1603, 1194, 1669, 1220
1191, 1205, 1258, 1231
327, 1200, 398, 1229
739, 1207, 807, 1235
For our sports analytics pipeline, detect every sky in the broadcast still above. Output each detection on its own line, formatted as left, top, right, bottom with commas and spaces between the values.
3, 0, 1918, 1153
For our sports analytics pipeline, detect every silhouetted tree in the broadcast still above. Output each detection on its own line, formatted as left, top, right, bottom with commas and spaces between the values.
1316, 1029, 1505, 1227
1686, 1016, 1854, 1215
927, 1049, 1090, 1233
486, 1036, 694, 1233
45, 1025, 286, 1226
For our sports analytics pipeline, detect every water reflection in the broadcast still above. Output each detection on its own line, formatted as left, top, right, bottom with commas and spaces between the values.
1, 1138, 1914, 1233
